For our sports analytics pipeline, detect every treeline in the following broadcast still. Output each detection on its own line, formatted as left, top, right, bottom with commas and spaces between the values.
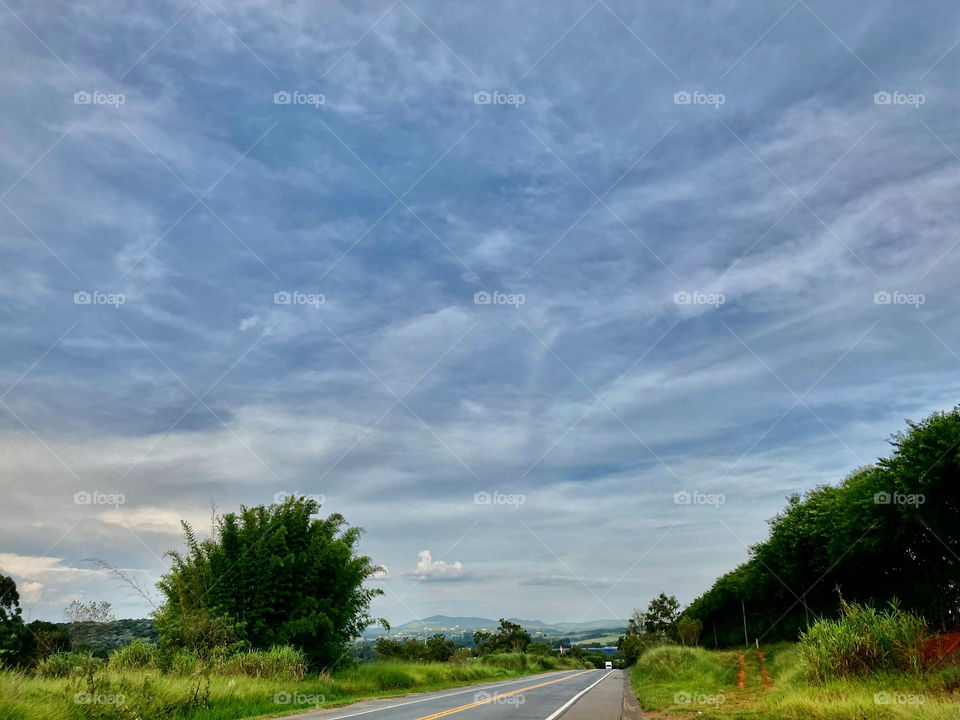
686, 407, 960, 646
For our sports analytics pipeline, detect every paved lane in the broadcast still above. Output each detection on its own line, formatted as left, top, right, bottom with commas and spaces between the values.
283, 668, 621, 720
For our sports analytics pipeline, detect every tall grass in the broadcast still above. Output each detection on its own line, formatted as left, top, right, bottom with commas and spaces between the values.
2, 649, 580, 720
798, 599, 927, 680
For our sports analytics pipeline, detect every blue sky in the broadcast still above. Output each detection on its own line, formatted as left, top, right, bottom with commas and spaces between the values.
1, 0, 959, 625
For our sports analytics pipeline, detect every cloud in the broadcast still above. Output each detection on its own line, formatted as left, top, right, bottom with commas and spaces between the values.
412, 550, 465, 580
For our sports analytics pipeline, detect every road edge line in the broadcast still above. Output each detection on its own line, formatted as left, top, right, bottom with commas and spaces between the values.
543, 669, 614, 720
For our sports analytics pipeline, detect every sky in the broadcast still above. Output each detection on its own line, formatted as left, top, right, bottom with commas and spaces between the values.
1, 0, 959, 627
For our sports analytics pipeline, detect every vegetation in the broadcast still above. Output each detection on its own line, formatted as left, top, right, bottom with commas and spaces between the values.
797, 597, 927, 680
0, 654, 574, 720
686, 407, 960, 646
155, 496, 383, 670
630, 642, 960, 719
472, 618, 532, 654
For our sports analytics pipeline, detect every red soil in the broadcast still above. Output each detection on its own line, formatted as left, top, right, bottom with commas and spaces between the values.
921, 632, 960, 666
737, 653, 746, 688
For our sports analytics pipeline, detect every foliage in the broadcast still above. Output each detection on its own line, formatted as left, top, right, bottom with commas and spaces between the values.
644, 593, 681, 640
472, 619, 531, 654
798, 598, 927, 681
677, 615, 703, 647
0, 574, 28, 667
24, 621, 71, 663
155, 496, 383, 670
686, 407, 960, 645
374, 634, 460, 662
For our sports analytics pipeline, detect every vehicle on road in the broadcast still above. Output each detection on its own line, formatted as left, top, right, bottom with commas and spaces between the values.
605, 660, 613, 669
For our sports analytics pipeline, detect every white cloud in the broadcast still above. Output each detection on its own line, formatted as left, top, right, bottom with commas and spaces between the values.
413, 550, 464, 580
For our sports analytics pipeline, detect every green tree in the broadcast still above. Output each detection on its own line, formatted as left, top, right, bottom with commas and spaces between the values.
0, 574, 27, 666
644, 593, 680, 640
156, 496, 383, 669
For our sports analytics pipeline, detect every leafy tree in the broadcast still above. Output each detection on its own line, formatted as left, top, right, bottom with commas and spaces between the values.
685, 408, 960, 644
473, 619, 531, 654
0, 574, 27, 666
644, 593, 680, 640
527, 641, 552, 657
156, 496, 384, 669
25, 620, 71, 661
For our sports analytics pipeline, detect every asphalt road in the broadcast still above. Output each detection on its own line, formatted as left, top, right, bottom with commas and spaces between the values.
279, 668, 626, 720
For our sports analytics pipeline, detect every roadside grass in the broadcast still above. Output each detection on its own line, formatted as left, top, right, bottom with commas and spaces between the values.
0, 653, 587, 720
630, 643, 960, 719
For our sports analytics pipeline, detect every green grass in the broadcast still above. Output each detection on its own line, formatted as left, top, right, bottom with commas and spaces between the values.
629, 643, 960, 719
0, 654, 586, 720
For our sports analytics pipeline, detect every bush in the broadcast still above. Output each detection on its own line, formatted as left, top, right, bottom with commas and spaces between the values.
798, 598, 926, 680
213, 645, 306, 680
108, 638, 157, 671
35, 650, 102, 678
361, 664, 416, 690
450, 648, 473, 666
480, 652, 527, 672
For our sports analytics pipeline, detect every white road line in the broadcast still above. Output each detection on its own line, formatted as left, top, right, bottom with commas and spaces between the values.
543, 670, 613, 720
323, 670, 580, 719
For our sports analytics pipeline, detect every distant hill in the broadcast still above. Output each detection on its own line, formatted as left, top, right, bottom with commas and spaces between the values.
362, 614, 627, 639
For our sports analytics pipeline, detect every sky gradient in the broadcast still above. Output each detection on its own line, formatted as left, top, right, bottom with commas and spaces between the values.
2, 0, 960, 625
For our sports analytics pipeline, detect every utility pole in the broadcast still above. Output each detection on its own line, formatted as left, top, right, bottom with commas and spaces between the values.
742, 600, 748, 648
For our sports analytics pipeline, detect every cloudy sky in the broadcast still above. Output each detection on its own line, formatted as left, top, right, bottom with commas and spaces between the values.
1, 0, 959, 626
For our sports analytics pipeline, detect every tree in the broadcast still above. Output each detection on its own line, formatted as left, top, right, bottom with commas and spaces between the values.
472, 619, 531, 654
0, 574, 27, 666
677, 616, 702, 646
644, 593, 680, 640
25, 620, 71, 661
64, 600, 115, 624
156, 496, 384, 669
685, 407, 960, 645
527, 641, 552, 657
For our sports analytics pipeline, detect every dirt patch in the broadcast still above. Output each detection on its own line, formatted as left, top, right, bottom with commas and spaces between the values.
922, 632, 960, 666
736, 653, 746, 689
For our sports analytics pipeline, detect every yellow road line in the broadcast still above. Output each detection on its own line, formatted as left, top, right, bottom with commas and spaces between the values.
412, 670, 594, 720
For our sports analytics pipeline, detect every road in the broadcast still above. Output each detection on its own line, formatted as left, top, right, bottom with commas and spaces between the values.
278, 668, 632, 720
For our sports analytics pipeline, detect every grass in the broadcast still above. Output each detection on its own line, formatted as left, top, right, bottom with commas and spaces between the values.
630, 643, 960, 719
0, 653, 587, 720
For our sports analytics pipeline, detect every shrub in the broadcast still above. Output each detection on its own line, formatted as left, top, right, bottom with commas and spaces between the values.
35, 650, 102, 678
450, 648, 473, 666
798, 598, 926, 680
213, 645, 306, 680
108, 638, 157, 671
480, 652, 527, 672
